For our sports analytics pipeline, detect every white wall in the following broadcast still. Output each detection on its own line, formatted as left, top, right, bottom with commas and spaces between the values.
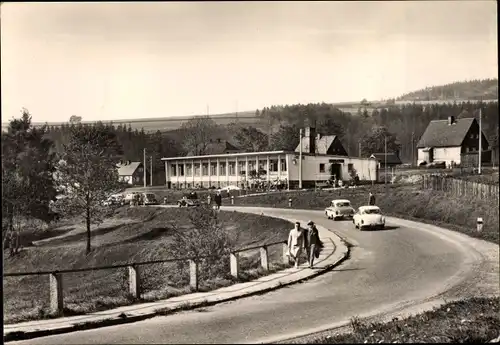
433, 147, 461, 166
286, 154, 377, 181
417, 147, 461, 167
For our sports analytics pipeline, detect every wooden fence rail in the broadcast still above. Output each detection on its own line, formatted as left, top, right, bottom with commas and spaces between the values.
421, 174, 499, 201
4, 240, 289, 315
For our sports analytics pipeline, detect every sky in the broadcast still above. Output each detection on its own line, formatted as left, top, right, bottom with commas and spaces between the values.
1, 1, 498, 123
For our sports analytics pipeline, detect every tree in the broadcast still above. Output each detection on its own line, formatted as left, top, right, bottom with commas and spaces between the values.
234, 126, 269, 152
69, 115, 82, 124
56, 123, 123, 254
360, 126, 400, 157
1, 110, 58, 254
180, 116, 218, 155
268, 124, 301, 151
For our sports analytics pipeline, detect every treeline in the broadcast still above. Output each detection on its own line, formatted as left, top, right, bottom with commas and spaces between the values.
44, 101, 499, 175
45, 123, 183, 185
256, 101, 498, 163
397, 78, 498, 101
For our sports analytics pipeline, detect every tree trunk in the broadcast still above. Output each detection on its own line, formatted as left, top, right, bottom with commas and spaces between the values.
86, 207, 91, 254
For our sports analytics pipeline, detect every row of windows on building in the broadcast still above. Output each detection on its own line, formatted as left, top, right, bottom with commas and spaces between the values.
170, 159, 287, 177
318, 163, 353, 173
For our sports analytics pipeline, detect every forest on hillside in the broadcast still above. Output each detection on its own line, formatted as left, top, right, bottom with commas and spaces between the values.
397, 78, 498, 101
38, 100, 499, 185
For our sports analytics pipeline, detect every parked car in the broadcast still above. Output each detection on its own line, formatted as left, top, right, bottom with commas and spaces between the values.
103, 193, 125, 206
353, 205, 386, 230
141, 192, 158, 205
124, 192, 140, 203
177, 192, 201, 207
325, 199, 355, 220
427, 161, 446, 169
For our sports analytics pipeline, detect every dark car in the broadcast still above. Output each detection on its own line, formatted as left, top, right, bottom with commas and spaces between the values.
177, 192, 201, 207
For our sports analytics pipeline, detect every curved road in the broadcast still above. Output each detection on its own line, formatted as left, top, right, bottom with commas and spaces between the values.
11, 208, 498, 344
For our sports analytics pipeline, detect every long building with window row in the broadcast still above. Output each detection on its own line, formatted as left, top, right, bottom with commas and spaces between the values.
161, 127, 379, 189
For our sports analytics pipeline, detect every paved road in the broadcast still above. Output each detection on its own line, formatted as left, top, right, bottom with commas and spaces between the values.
11, 208, 490, 344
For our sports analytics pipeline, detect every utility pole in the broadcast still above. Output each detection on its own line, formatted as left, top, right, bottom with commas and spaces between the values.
478, 107, 482, 174
384, 136, 387, 186
143, 148, 147, 188
150, 156, 153, 187
299, 128, 303, 189
411, 132, 415, 166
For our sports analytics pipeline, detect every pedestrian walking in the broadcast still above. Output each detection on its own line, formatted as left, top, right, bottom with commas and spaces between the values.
306, 221, 321, 268
368, 192, 376, 205
214, 191, 222, 210
287, 222, 305, 268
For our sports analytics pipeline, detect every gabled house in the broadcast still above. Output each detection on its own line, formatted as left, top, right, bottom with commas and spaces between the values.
187, 139, 241, 156
117, 161, 145, 185
369, 152, 402, 168
294, 127, 348, 156
416, 116, 490, 168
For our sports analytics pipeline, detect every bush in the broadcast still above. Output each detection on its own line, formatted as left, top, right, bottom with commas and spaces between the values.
166, 205, 237, 282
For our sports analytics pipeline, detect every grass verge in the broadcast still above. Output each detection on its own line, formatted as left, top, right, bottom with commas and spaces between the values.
232, 184, 499, 244
299, 297, 499, 344
3, 207, 294, 324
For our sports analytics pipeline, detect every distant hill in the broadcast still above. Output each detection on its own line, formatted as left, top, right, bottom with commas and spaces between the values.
397, 78, 498, 102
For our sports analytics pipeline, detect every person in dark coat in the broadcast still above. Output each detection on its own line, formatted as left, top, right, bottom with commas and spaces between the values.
214, 191, 222, 210
368, 192, 376, 205
306, 220, 321, 268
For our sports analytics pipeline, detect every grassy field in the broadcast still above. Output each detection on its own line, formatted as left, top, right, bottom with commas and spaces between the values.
300, 297, 499, 344
378, 167, 499, 185
3, 207, 294, 324
232, 183, 499, 244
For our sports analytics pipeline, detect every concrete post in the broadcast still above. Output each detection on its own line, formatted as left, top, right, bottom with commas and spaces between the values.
230, 252, 239, 278
282, 242, 290, 264
260, 246, 269, 271
49, 272, 64, 315
288, 198, 292, 207
231, 196, 235, 205
189, 259, 199, 291
477, 217, 483, 232
128, 265, 141, 299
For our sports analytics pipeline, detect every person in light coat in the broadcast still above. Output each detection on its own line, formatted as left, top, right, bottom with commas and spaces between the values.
288, 222, 305, 268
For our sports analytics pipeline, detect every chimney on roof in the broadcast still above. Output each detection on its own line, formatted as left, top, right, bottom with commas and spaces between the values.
304, 126, 316, 154
448, 116, 455, 126
119, 160, 123, 165
217, 138, 221, 143
316, 133, 321, 140
127, 160, 131, 165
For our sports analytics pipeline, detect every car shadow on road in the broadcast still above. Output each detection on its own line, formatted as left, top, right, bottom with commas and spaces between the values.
377, 225, 399, 231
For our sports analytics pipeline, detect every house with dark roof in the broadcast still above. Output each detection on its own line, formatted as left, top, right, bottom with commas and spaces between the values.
369, 152, 402, 168
117, 161, 146, 185
416, 116, 490, 168
187, 138, 241, 156
294, 127, 348, 156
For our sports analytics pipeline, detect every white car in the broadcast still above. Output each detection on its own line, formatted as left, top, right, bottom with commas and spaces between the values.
325, 199, 355, 221
353, 205, 386, 230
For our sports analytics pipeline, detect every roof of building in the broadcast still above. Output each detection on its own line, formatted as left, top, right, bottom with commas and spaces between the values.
416, 117, 475, 148
117, 162, 142, 176
295, 135, 337, 154
370, 152, 402, 165
187, 140, 241, 156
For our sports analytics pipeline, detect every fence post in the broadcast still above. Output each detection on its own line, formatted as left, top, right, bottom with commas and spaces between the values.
49, 272, 64, 315
260, 246, 269, 271
128, 265, 141, 299
189, 259, 199, 291
282, 242, 290, 265
230, 252, 239, 278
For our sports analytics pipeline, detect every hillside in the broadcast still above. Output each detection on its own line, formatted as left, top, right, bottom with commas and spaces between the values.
397, 78, 498, 102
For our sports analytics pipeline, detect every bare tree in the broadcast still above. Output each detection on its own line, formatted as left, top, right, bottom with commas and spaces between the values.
180, 116, 218, 155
